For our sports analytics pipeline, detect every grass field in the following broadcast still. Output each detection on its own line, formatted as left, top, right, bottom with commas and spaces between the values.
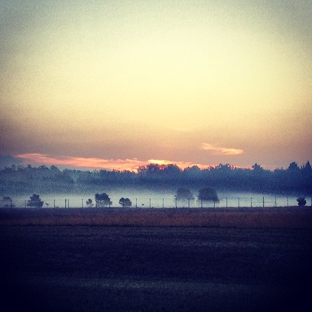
1, 206, 312, 228
1, 208, 312, 311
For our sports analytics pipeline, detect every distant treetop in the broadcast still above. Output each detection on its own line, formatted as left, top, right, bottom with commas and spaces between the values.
0, 161, 311, 195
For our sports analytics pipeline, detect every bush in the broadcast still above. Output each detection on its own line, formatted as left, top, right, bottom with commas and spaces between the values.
27, 194, 44, 208
119, 197, 132, 207
297, 197, 307, 206
86, 198, 93, 207
95, 193, 112, 207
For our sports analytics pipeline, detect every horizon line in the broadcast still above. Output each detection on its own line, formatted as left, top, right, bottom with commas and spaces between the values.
8, 153, 298, 171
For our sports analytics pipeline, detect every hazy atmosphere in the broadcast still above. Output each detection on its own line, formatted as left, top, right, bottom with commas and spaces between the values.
1, 3, 312, 310
1, 0, 312, 171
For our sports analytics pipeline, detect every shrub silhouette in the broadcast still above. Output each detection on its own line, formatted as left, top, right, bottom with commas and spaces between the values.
27, 194, 44, 208
86, 198, 93, 207
119, 197, 132, 207
297, 197, 306, 206
95, 193, 112, 207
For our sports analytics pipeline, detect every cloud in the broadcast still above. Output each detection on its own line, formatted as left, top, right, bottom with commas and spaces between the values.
14, 153, 209, 171
201, 143, 244, 155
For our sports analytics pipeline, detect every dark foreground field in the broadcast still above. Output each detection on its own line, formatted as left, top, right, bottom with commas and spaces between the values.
1, 223, 312, 311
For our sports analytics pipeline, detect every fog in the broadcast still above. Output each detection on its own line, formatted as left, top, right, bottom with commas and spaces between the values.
11, 188, 303, 209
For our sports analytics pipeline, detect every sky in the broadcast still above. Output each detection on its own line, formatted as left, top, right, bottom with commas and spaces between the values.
1, 0, 312, 171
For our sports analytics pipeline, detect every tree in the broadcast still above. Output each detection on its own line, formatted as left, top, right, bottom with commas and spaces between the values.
1, 196, 13, 208
95, 193, 112, 207
183, 166, 201, 178
162, 164, 181, 177
198, 187, 219, 202
288, 162, 300, 171
27, 194, 44, 208
175, 187, 194, 201
297, 197, 307, 207
50, 165, 60, 171
175, 187, 194, 208
119, 197, 132, 207
252, 163, 263, 172
86, 198, 93, 207
301, 161, 312, 174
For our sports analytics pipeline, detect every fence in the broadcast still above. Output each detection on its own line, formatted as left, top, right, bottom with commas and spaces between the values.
2, 195, 312, 209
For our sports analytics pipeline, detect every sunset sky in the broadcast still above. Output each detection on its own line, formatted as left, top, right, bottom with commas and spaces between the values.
1, 1, 311, 171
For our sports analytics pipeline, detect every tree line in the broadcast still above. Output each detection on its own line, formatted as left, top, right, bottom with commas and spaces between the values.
0, 161, 311, 195
2, 186, 219, 208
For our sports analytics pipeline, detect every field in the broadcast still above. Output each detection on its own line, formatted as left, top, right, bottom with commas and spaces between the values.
1, 208, 312, 311
1, 206, 312, 228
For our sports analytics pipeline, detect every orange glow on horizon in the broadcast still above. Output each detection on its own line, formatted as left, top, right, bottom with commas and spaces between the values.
147, 159, 209, 170
15, 153, 211, 172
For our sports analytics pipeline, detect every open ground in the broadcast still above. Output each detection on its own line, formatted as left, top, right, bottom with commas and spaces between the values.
1, 208, 312, 311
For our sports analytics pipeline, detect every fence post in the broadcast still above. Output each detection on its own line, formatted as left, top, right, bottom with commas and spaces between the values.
65, 199, 67, 209
251, 197, 252, 207
226, 197, 228, 208
287, 197, 288, 207
136, 198, 137, 208
263, 197, 265, 208
163, 198, 165, 208
238, 197, 240, 208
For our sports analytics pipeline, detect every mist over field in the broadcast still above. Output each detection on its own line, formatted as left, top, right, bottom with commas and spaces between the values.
1, 161, 311, 208
10, 189, 303, 209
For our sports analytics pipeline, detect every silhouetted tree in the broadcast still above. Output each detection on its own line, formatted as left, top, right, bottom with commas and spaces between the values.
175, 187, 194, 201
162, 164, 181, 176
252, 163, 263, 172
175, 187, 194, 207
297, 197, 307, 206
86, 198, 93, 207
137, 164, 163, 175
183, 166, 201, 177
301, 161, 312, 175
95, 193, 112, 207
198, 187, 219, 202
50, 165, 60, 171
1, 161, 312, 195
27, 194, 44, 208
288, 162, 300, 171
1, 196, 13, 208
119, 197, 132, 207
